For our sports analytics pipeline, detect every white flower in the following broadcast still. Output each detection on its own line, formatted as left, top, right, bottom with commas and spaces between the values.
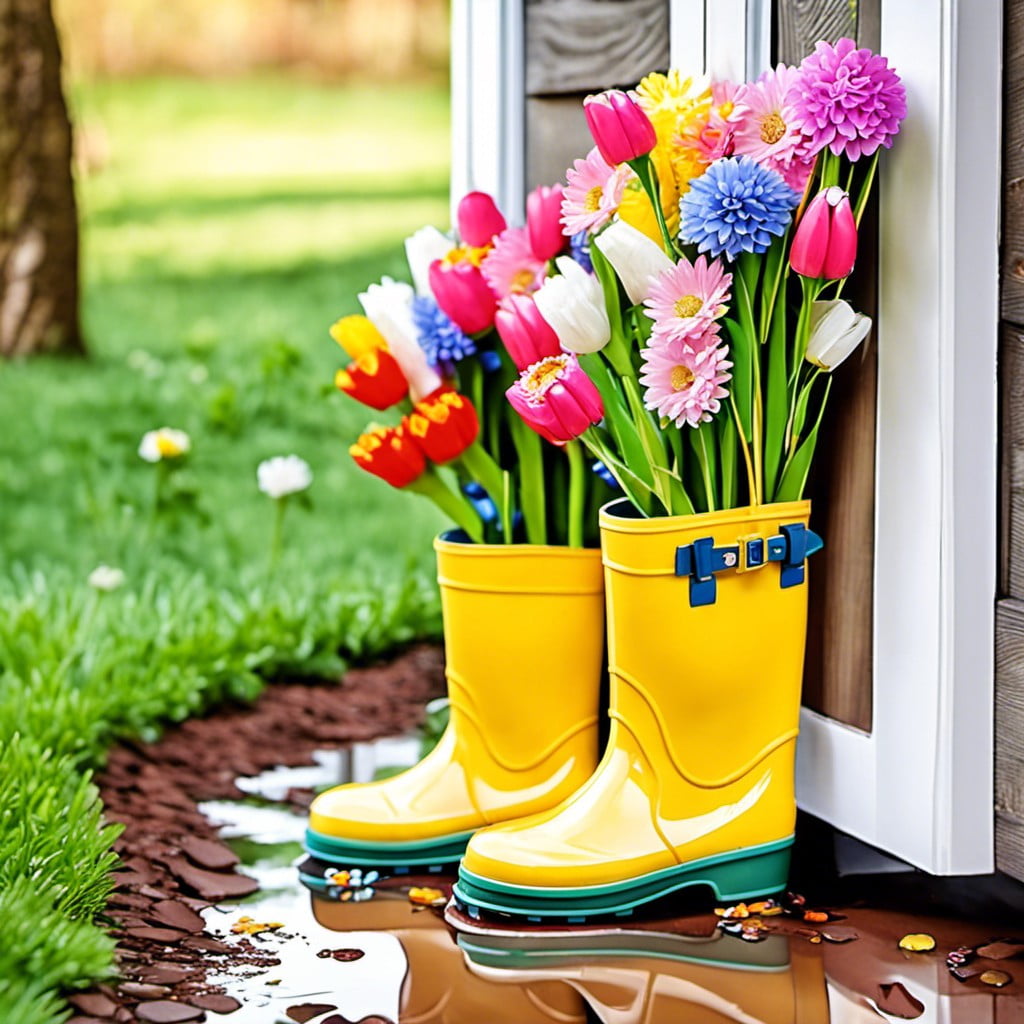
805, 300, 872, 371
358, 276, 442, 401
88, 565, 125, 591
257, 455, 313, 499
405, 226, 453, 296
138, 427, 191, 462
592, 219, 675, 305
533, 256, 611, 354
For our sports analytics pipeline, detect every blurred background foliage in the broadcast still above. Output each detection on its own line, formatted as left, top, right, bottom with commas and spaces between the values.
54, 0, 450, 81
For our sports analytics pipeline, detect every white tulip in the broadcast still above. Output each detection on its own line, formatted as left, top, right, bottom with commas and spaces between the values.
405, 226, 453, 296
359, 276, 442, 401
88, 565, 125, 591
592, 219, 674, 305
257, 455, 313, 499
805, 300, 872, 371
533, 256, 611, 354
138, 427, 191, 462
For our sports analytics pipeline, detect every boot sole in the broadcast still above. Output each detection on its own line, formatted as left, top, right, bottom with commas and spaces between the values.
452, 836, 793, 922
303, 825, 474, 873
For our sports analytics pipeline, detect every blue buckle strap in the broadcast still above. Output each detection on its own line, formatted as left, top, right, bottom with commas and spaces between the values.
674, 522, 824, 607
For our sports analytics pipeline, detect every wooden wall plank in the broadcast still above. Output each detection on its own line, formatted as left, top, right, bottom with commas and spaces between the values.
1002, 0, 1024, 325
525, 0, 669, 96
775, 0, 859, 65
525, 95, 594, 190
1004, 327, 1024, 598
996, 597, 1024, 881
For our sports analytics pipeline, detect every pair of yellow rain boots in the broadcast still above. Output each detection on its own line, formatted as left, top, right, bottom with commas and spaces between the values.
304, 499, 821, 922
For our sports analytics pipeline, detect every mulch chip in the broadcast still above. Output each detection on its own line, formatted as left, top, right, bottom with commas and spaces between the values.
134, 1001, 205, 1023
977, 940, 1024, 960
65, 644, 444, 1023
286, 1004, 339, 1023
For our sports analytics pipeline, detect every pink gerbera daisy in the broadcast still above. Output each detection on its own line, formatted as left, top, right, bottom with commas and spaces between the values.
481, 227, 547, 298
729, 65, 808, 165
561, 147, 629, 237
639, 333, 732, 429
690, 80, 740, 162
643, 255, 732, 346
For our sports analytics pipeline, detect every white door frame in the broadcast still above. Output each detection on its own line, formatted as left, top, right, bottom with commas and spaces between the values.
451, 0, 1001, 875
673, 0, 1001, 875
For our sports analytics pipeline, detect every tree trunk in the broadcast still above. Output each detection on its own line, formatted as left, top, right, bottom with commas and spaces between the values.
0, 0, 83, 357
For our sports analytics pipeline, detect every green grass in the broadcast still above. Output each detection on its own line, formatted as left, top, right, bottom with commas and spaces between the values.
0, 74, 452, 1022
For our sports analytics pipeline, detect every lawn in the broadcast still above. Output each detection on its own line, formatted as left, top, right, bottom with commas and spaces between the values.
0, 74, 451, 1021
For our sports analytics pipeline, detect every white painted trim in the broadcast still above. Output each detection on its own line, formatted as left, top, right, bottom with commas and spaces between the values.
672, 0, 1000, 874
450, 0, 525, 224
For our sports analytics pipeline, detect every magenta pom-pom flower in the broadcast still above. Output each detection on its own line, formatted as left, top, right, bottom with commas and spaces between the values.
787, 38, 907, 161
506, 353, 604, 445
583, 89, 658, 167
639, 333, 732, 429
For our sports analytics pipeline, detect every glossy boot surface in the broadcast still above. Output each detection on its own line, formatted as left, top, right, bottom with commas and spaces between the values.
306, 534, 604, 871
310, 892, 587, 1024
457, 929, 830, 1024
456, 501, 815, 918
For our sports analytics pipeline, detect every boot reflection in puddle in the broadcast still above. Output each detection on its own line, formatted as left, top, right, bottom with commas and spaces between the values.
454, 922, 830, 1024
309, 885, 587, 1024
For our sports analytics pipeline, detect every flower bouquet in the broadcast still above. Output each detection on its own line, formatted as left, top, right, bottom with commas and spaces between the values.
451, 39, 908, 922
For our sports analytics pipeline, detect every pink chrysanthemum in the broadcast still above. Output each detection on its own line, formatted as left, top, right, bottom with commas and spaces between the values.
643, 255, 732, 346
561, 147, 629, 236
481, 227, 547, 298
640, 333, 732, 429
787, 38, 907, 161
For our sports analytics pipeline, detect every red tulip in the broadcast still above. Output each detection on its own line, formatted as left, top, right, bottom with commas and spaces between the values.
456, 191, 507, 247
494, 294, 563, 371
405, 391, 479, 464
349, 424, 426, 488
428, 258, 497, 335
506, 353, 604, 445
790, 186, 858, 280
583, 90, 657, 167
526, 184, 566, 261
334, 349, 409, 411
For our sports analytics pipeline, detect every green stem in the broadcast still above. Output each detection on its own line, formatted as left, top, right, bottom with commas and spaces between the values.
268, 496, 287, 574
407, 471, 484, 542
566, 441, 586, 548
509, 416, 546, 545
853, 151, 880, 225
695, 427, 716, 513
458, 443, 506, 508
627, 154, 677, 258
730, 396, 757, 503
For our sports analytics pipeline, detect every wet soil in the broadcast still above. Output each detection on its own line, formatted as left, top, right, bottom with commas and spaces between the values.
68, 644, 445, 1024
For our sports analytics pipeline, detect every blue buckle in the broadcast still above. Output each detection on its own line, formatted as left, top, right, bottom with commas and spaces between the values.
674, 521, 823, 607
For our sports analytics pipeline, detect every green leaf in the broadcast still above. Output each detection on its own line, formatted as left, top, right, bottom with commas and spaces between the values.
724, 315, 754, 442
763, 289, 789, 500
775, 377, 833, 502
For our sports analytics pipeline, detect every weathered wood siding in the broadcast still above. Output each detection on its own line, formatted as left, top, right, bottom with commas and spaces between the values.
999, 0, 1024, 883
524, 0, 669, 189
778, 0, 879, 732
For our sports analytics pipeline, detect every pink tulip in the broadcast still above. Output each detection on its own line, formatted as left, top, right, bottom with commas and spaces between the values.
583, 90, 658, 167
494, 294, 563, 371
526, 184, 566, 261
506, 353, 604, 445
456, 191, 507, 247
790, 186, 858, 280
428, 258, 498, 335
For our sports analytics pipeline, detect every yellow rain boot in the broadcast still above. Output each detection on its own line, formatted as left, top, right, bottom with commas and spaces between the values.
457, 926, 830, 1024
455, 499, 821, 919
309, 889, 588, 1023
304, 532, 604, 874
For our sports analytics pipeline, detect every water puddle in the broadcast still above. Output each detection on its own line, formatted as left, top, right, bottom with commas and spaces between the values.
194, 738, 1023, 1023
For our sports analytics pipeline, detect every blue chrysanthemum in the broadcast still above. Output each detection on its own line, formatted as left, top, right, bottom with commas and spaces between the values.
679, 155, 799, 261
412, 295, 476, 374
570, 231, 593, 274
